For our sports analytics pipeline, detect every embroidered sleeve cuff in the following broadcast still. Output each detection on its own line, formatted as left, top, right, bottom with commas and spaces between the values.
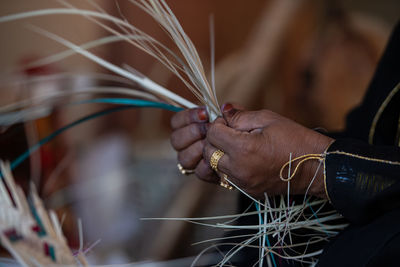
325, 139, 400, 224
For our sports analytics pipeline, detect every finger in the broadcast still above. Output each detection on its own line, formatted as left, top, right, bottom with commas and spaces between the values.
222, 105, 277, 131
203, 141, 232, 175
195, 158, 219, 184
213, 117, 227, 126
177, 139, 204, 169
207, 121, 247, 156
171, 107, 208, 130
170, 123, 208, 151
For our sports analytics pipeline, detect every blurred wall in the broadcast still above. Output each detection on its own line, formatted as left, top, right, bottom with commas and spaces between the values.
0, 0, 109, 72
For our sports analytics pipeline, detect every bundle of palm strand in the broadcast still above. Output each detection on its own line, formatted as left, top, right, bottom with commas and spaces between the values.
145, 158, 347, 266
0, 161, 89, 266
0, 0, 347, 266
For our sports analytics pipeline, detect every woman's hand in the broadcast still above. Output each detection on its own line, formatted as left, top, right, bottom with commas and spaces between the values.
170, 107, 219, 183
203, 104, 334, 199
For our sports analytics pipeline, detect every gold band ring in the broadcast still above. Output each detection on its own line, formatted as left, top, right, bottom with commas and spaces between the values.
177, 163, 194, 175
210, 149, 224, 172
220, 173, 234, 190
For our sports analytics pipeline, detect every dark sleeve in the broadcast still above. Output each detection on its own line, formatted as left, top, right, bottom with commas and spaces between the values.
325, 139, 400, 224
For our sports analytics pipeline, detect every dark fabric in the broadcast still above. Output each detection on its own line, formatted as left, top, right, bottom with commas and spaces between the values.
318, 20, 400, 266
342, 20, 400, 144
325, 139, 400, 224
317, 208, 400, 267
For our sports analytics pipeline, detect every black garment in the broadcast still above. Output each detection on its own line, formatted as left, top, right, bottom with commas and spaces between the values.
317, 20, 400, 266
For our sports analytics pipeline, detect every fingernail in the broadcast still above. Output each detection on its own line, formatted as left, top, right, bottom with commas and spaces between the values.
198, 108, 208, 121
221, 103, 233, 113
222, 103, 237, 117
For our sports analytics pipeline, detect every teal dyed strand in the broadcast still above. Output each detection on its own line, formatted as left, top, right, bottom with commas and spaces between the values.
2, 100, 183, 178
306, 199, 330, 237
255, 202, 277, 267
8, 106, 130, 175
28, 197, 47, 237
48, 245, 56, 262
76, 98, 183, 113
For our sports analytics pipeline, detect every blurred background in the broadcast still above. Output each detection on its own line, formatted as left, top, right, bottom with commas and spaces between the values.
0, 0, 399, 265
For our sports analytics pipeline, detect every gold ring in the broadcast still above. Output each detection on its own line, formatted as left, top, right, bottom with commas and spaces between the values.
177, 163, 194, 175
210, 149, 224, 172
220, 173, 234, 190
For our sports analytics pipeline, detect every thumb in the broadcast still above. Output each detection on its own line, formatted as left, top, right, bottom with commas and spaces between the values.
221, 103, 275, 131
221, 103, 245, 128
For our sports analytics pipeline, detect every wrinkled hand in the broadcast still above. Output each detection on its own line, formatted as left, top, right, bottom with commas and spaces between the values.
203, 104, 334, 199
170, 107, 218, 183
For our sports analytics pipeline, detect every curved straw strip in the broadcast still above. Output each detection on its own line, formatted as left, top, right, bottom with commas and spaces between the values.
129, 0, 220, 118
141, 199, 328, 221
29, 25, 196, 109
0, 9, 133, 26
0, 86, 161, 126
0, 72, 135, 89
25, 34, 150, 69
56, 0, 203, 102
0, 6, 214, 110
0, 88, 165, 127
0, 86, 159, 112
29, 0, 220, 117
